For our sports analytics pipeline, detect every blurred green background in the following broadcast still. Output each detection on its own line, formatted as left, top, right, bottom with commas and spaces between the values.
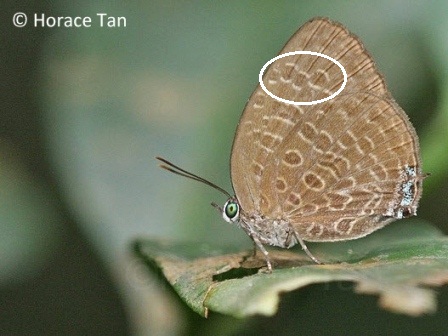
1, 1, 447, 335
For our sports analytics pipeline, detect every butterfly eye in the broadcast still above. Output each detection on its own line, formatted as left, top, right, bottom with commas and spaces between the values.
223, 200, 239, 223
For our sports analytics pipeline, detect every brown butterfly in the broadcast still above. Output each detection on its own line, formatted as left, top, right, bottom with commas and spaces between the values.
157, 17, 425, 272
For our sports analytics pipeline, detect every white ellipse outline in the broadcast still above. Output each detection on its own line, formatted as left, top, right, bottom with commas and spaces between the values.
259, 51, 348, 106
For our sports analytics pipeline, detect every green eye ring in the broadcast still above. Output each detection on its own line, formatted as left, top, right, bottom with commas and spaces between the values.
223, 199, 240, 223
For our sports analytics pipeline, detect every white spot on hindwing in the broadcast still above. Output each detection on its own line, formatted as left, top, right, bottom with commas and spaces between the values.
385, 165, 419, 218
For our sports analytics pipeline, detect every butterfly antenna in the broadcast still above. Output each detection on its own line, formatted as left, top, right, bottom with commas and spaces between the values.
156, 157, 232, 198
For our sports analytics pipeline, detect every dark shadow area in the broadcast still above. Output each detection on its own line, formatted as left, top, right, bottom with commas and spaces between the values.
237, 282, 448, 336
213, 267, 260, 281
0, 218, 130, 336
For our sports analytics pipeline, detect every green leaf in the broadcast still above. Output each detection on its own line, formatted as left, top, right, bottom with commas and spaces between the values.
133, 220, 448, 318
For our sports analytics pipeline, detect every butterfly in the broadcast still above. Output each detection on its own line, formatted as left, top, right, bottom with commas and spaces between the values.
157, 17, 425, 272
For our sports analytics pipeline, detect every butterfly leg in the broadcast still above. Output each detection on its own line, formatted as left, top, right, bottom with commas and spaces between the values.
252, 242, 257, 257
251, 235, 273, 272
240, 242, 259, 264
240, 221, 273, 271
292, 228, 322, 264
